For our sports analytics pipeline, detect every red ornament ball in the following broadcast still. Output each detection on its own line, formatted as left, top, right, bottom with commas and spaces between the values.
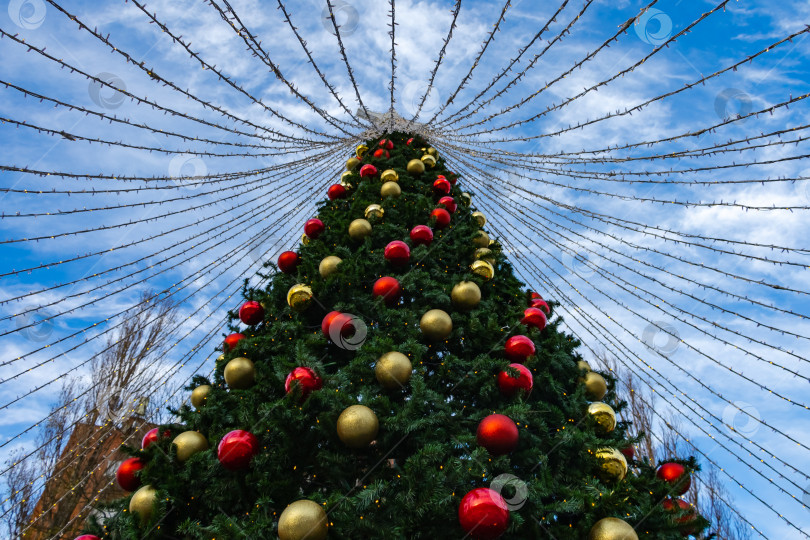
359, 164, 378, 178
410, 225, 434, 246
657, 462, 691, 495
520, 308, 547, 331
116, 457, 145, 492
447, 172, 458, 185
379, 139, 394, 150
662, 498, 698, 535
384, 240, 410, 266
476, 414, 519, 456
238, 301, 264, 326
433, 177, 452, 195
141, 427, 170, 449
431, 208, 451, 229
304, 218, 325, 239
321, 311, 354, 338
458, 488, 510, 540
223, 332, 245, 352
285, 367, 323, 400
529, 291, 543, 301
217, 429, 259, 471
406, 137, 414, 146
327, 184, 347, 200
438, 196, 457, 213
497, 363, 533, 398
373, 148, 390, 159
74, 536, 101, 540
620, 445, 636, 460
277, 251, 301, 274
529, 298, 550, 314
373, 277, 402, 306
504, 335, 535, 362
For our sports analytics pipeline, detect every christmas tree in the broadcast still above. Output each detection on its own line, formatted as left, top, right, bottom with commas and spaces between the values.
80, 133, 708, 539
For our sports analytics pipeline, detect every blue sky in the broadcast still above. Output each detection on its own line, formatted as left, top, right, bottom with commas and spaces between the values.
1, 0, 809, 536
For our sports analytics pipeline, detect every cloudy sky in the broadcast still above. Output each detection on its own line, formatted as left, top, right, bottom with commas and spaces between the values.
1, 0, 809, 536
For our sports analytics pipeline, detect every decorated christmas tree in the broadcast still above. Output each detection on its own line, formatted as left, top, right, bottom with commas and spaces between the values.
80, 133, 708, 539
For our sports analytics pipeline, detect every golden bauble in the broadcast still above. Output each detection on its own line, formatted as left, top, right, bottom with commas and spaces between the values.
172, 431, 209, 462
287, 284, 313, 312
319, 256, 342, 278
451, 281, 482, 310
346, 157, 360, 171
472, 230, 490, 248
474, 247, 495, 265
380, 169, 399, 182
337, 405, 379, 448
426, 147, 437, 157
472, 211, 487, 227
406, 159, 425, 175
278, 499, 328, 540
595, 448, 628, 482
341, 170, 353, 181
588, 402, 617, 433
584, 371, 608, 401
348, 218, 372, 241
365, 204, 384, 220
129, 484, 157, 523
460, 192, 472, 206
216, 353, 226, 364
375, 351, 412, 390
421, 155, 437, 168
380, 181, 401, 198
301, 233, 311, 246
356, 143, 369, 158
420, 309, 453, 341
577, 360, 592, 372
190, 385, 211, 409
470, 260, 495, 280
224, 357, 255, 389
588, 517, 639, 540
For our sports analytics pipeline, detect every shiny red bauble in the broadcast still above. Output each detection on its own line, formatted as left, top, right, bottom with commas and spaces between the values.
431, 208, 451, 228
657, 462, 691, 495
373, 148, 390, 159
141, 427, 170, 449
476, 414, 519, 456
285, 367, 323, 400
238, 301, 264, 326
304, 218, 325, 239
504, 335, 535, 362
662, 498, 697, 534
620, 445, 636, 460
277, 251, 301, 274
447, 172, 458, 185
359, 164, 378, 178
379, 139, 394, 150
406, 137, 414, 145
438, 196, 456, 213
529, 298, 550, 314
433, 177, 452, 195
115, 457, 145, 492
384, 241, 410, 266
458, 488, 510, 540
530, 291, 543, 300
327, 184, 347, 200
74, 536, 101, 540
520, 308, 547, 331
217, 429, 259, 471
321, 311, 354, 338
410, 225, 434, 246
224, 333, 246, 352
373, 276, 402, 306
497, 363, 533, 398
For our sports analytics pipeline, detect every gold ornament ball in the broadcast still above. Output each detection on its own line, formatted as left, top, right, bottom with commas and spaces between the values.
346, 157, 360, 171
356, 143, 369, 158
470, 260, 495, 280
287, 284, 314, 312
588, 402, 617, 433
460, 192, 472, 206
577, 360, 592, 372
301, 233, 311, 246
420, 309, 453, 341
472, 211, 487, 227
337, 405, 379, 448
595, 448, 628, 482
319, 256, 342, 279
584, 371, 608, 401
406, 159, 425, 175
278, 499, 328, 540
472, 230, 490, 248
380, 181, 401, 198
172, 431, 209, 462
421, 155, 437, 168
365, 204, 384, 220
129, 484, 157, 524
474, 247, 495, 265
380, 169, 399, 182
426, 147, 438, 157
340, 170, 353, 181
588, 517, 639, 540
190, 385, 211, 409
375, 351, 413, 390
224, 357, 256, 390
451, 281, 482, 310
216, 353, 226, 364
348, 218, 372, 241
